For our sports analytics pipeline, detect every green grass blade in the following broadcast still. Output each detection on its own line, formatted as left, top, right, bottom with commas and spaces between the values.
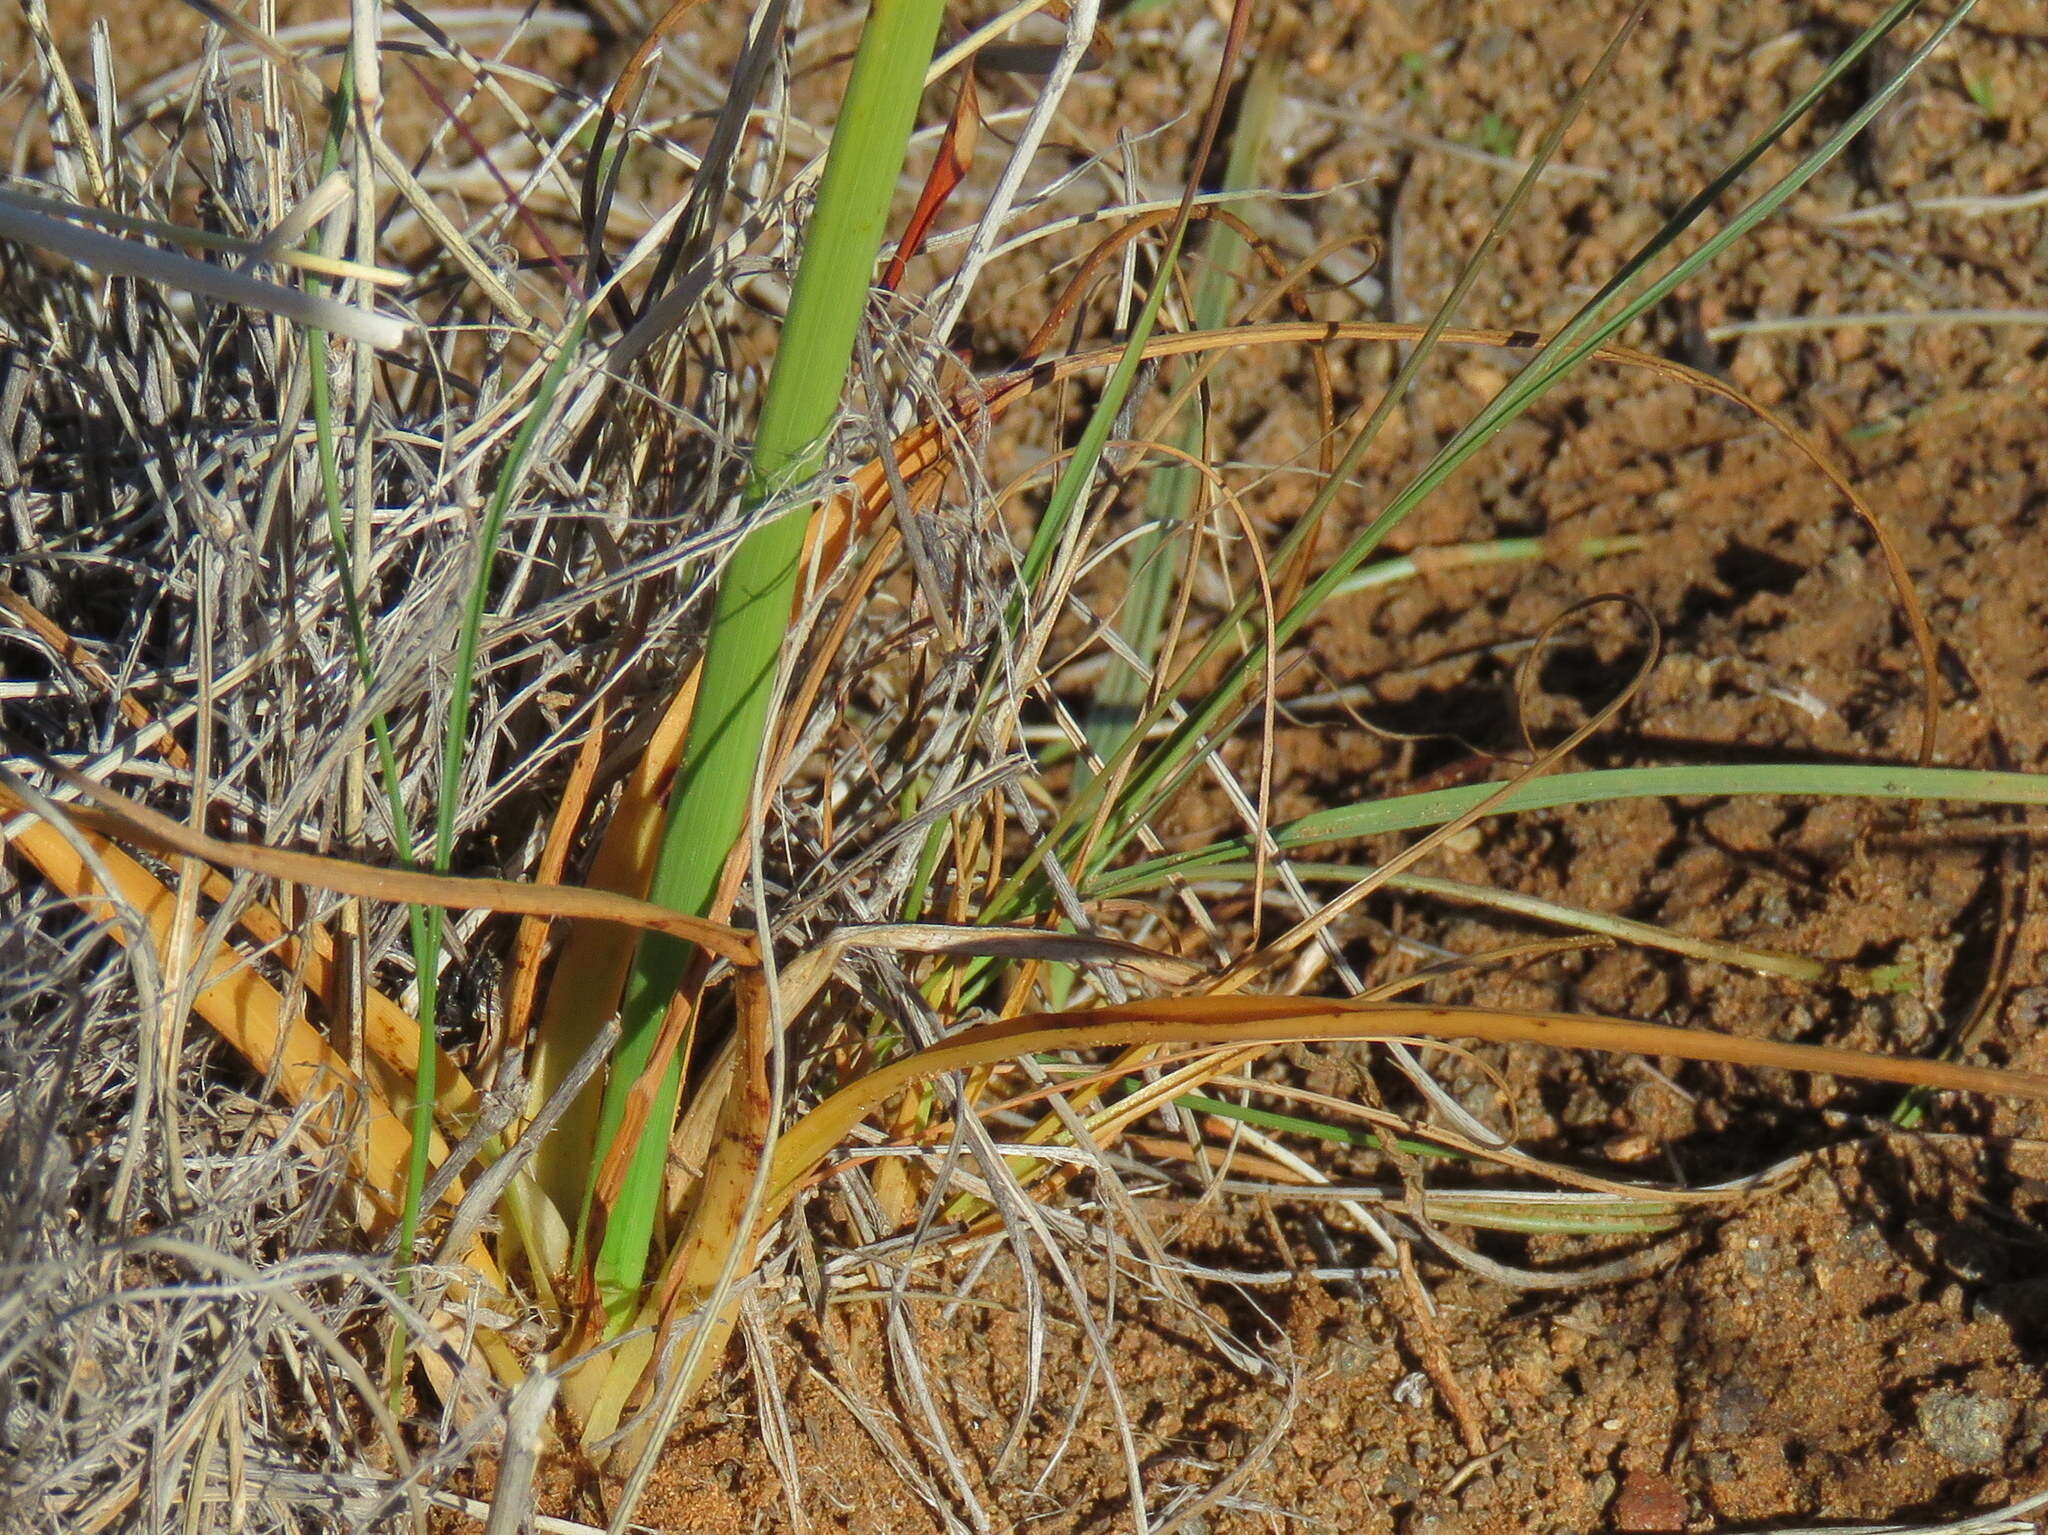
1170, 1091, 1459, 1160
399, 309, 588, 1293
1086, 762, 2048, 899
1329, 534, 1646, 598
1126, 861, 1896, 989
1013, 233, 1193, 602
588, 0, 949, 1327
1010, 7, 1251, 607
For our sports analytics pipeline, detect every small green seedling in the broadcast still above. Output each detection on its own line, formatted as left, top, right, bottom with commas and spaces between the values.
1473, 111, 1517, 157
1399, 50, 1437, 104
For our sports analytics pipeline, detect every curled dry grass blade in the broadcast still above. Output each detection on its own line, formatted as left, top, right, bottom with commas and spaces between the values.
764, 996, 2048, 1224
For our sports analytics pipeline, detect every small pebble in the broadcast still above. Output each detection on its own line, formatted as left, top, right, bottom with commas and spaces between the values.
1918, 1389, 2016, 1466
1611, 1469, 1687, 1533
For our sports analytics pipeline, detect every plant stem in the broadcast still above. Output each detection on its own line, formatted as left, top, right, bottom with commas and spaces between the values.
587, 0, 949, 1326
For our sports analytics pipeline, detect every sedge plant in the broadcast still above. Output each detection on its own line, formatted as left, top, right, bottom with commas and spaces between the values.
573, 0, 951, 1332
11, 0, 2048, 1528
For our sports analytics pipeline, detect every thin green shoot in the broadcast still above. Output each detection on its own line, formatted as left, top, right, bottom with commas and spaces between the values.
1169, 1090, 1461, 1160
1081, 39, 1284, 774
1086, 761, 2048, 898
1011, 3, 1251, 601
300, 62, 443, 1298
1330, 533, 1646, 598
424, 307, 590, 1034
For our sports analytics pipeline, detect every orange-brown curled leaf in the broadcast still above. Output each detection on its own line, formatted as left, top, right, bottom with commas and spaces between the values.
767, 994, 2048, 1224
6, 766, 758, 965
881, 69, 978, 293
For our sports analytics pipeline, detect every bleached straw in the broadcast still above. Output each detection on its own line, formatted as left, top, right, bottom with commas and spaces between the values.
0, 187, 409, 350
